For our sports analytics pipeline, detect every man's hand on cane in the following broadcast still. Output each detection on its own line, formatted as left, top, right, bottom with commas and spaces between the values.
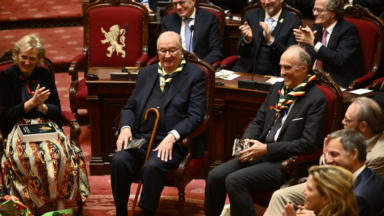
116, 127, 133, 151
153, 134, 177, 162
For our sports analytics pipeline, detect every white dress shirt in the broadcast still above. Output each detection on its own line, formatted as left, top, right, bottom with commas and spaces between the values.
312, 21, 338, 69
180, 7, 196, 50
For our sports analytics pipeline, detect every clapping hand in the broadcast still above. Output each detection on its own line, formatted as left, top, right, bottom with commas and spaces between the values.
239, 21, 253, 42
259, 21, 273, 44
31, 84, 50, 106
293, 26, 317, 47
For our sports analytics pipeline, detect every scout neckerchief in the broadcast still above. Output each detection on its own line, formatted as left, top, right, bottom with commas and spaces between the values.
157, 56, 186, 91
269, 74, 316, 117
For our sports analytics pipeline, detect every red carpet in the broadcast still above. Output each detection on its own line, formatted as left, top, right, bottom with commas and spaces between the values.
0, 27, 83, 68
0, 0, 82, 22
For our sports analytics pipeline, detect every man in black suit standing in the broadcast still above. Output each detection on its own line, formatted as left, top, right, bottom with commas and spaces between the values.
161, 0, 224, 64
205, 45, 328, 216
294, 0, 366, 87
232, 0, 302, 76
110, 31, 206, 216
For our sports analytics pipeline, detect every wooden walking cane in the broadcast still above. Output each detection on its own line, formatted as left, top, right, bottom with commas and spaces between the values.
130, 108, 160, 216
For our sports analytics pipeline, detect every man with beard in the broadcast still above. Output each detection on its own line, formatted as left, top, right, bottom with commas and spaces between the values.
232, 0, 302, 76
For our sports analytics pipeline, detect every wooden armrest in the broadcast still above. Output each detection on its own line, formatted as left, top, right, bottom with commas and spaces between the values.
69, 120, 81, 148
136, 54, 149, 68
280, 157, 299, 188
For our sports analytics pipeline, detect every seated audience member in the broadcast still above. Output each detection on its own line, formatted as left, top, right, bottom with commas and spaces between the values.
161, 0, 224, 64
344, 0, 384, 21
210, 0, 247, 14
281, 165, 357, 216
233, 0, 302, 75
372, 82, 384, 113
0, 34, 90, 214
294, 0, 366, 87
110, 32, 206, 216
205, 45, 328, 216
265, 128, 384, 216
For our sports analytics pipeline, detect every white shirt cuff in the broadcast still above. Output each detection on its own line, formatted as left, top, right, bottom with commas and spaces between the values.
267, 37, 275, 46
121, 126, 131, 131
169, 130, 180, 141
314, 42, 323, 52
243, 36, 251, 44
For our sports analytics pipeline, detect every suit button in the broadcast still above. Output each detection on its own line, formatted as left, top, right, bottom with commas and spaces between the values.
157, 106, 160, 109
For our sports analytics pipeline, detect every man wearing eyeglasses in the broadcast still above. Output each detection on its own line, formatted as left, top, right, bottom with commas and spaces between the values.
205, 45, 328, 216
161, 0, 224, 64
232, 0, 302, 75
264, 96, 384, 216
293, 0, 366, 88
110, 31, 206, 216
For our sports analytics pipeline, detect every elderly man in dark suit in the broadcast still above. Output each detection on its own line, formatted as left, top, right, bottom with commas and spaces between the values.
110, 31, 206, 216
161, 0, 224, 64
204, 45, 328, 216
233, 0, 302, 75
294, 0, 366, 87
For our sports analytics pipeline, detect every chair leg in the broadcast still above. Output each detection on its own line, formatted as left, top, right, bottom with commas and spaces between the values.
77, 200, 83, 215
178, 188, 186, 216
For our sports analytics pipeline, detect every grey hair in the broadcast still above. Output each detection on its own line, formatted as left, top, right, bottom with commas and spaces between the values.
328, 129, 366, 163
327, 0, 344, 21
157, 31, 182, 49
352, 97, 384, 134
286, 45, 312, 74
12, 34, 45, 67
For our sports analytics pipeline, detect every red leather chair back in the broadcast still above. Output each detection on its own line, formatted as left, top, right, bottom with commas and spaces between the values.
344, 6, 384, 75
84, 2, 148, 67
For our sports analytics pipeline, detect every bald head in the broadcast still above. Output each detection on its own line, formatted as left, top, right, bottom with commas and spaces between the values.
280, 45, 311, 89
157, 31, 182, 50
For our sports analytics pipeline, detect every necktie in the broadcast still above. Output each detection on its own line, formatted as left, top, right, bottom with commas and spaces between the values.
184, 18, 193, 52
263, 17, 274, 36
315, 30, 328, 69
265, 88, 291, 143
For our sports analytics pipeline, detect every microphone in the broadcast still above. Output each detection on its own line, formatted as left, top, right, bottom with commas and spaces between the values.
251, 30, 263, 81
122, 23, 129, 73
238, 30, 262, 90
189, 25, 194, 52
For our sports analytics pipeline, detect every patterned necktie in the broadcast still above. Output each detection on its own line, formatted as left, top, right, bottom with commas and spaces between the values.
315, 30, 328, 69
184, 18, 193, 52
263, 17, 274, 36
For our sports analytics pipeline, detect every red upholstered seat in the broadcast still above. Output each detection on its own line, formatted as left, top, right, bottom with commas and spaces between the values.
69, 0, 150, 116
345, 5, 384, 89
218, 2, 302, 72
251, 69, 343, 207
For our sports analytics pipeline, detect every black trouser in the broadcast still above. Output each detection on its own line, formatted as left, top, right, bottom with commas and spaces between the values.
110, 135, 184, 216
205, 156, 287, 216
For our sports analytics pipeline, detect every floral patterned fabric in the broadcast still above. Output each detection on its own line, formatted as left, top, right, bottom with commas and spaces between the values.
1, 118, 90, 213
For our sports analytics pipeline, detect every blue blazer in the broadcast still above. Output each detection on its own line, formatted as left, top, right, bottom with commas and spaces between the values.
118, 62, 207, 158
306, 20, 366, 88
0, 65, 61, 137
233, 8, 302, 75
354, 167, 384, 216
161, 8, 224, 65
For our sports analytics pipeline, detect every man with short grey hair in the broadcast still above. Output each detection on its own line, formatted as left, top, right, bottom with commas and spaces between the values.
293, 0, 366, 87
265, 97, 384, 216
111, 31, 206, 216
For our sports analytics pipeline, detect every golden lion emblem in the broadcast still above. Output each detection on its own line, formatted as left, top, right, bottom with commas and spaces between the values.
101, 25, 126, 58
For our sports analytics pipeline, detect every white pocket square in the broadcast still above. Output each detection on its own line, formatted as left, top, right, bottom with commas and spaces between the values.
292, 117, 304, 121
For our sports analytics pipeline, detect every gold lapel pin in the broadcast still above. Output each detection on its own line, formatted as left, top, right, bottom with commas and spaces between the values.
280, 18, 284, 23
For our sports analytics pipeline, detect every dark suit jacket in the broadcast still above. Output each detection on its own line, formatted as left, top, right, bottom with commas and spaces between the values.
233, 8, 302, 75
161, 8, 224, 64
0, 65, 61, 137
242, 81, 328, 162
307, 20, 366, 87
118, 62, 206, 158
354, 167, 384, 216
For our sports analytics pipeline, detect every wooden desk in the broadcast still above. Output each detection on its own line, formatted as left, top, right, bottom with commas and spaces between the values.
86, 69, 373, 175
